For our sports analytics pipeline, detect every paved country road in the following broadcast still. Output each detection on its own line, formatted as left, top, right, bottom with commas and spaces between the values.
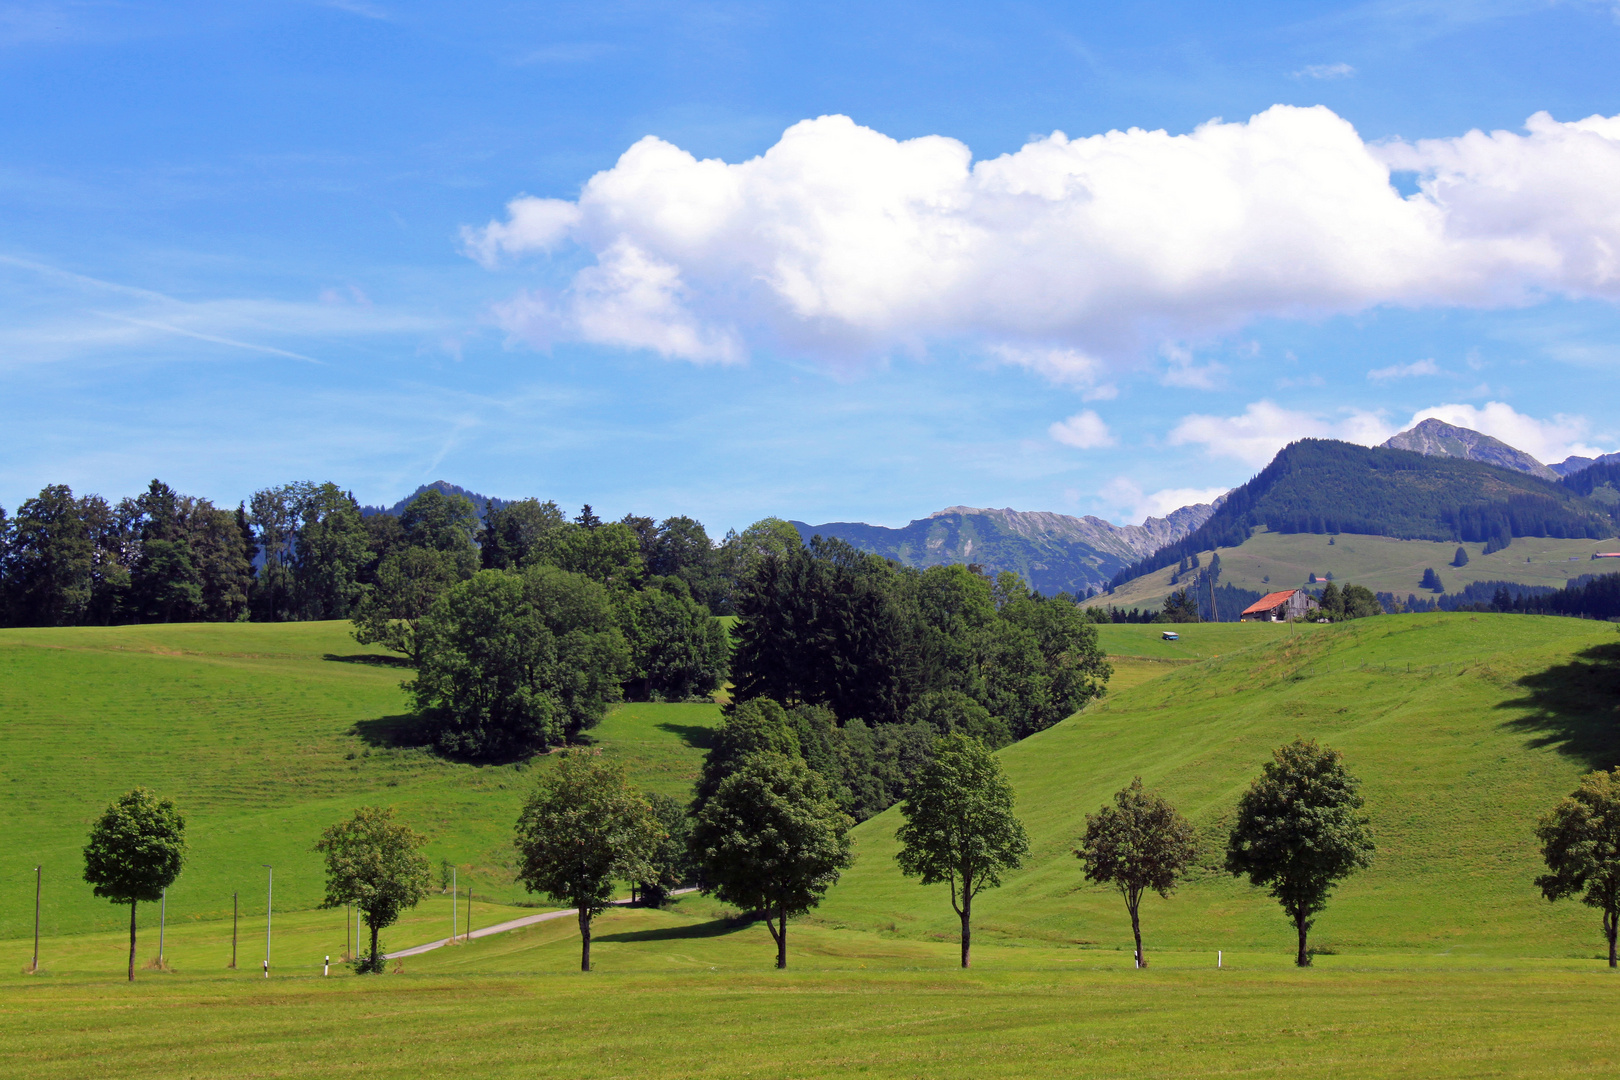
385, 889, 699, 960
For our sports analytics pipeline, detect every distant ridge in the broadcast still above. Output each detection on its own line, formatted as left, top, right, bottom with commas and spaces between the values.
361, 481, 509, 519
1381, 418, 1557, 480
1552, 452, 1620, 477
793, 502, 1220, 596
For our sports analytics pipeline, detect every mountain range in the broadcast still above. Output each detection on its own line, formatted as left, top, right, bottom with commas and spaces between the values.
792, 502, 1219, 596
370, 416, 1617, 601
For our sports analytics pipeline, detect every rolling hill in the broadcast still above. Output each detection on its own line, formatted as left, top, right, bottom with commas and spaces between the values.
811, 614, 1618, 957
8, 613, 1619, 967
0, 622, 722, 940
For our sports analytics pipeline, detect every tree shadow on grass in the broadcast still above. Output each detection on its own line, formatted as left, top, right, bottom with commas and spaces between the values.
655, 722, 716, 751
324, 652, 412, 669
1498, 641, 1620, 771
595, 915, 754, 944
349, 713, 435, 749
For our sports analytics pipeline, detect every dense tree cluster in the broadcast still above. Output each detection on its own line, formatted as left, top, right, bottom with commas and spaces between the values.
732, 539, 1110, 744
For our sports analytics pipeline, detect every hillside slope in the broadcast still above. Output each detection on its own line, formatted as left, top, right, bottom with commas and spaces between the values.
1111, 439, 1616, 589
0, 622, 721, 939
813, 614, 1620, 958
1090, 529, 1620, 614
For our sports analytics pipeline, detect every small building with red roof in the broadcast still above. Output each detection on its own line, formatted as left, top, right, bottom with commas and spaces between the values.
1240, 588, 1319, 623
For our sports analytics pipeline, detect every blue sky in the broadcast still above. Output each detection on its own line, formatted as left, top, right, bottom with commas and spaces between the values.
4, 1, 1620, 532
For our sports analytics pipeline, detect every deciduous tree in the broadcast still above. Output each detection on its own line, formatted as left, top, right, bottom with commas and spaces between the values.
411, 565, 630, 759
690, 752, 853, 968
514, 753, 663, 971
315, 806, 432, 973
1225, 739, 1374, 966
1076, 778, 1198, 968
1536, 768, 1620, 967
895, 734, 1028, 968
82, 788, 187, 981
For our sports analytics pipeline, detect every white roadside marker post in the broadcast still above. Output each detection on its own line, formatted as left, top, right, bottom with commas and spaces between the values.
324, 955, 329, 977
1218, 950, 1223, 968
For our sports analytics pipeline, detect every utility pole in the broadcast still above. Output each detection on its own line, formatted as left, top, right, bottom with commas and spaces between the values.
31, 866, 40, 975
261, 865, 273, 978
158, 887, 166, 966
465, 880, 471, 942
345, 902, 351, 961
452, 867, 458, 944
231, 892, 238, 969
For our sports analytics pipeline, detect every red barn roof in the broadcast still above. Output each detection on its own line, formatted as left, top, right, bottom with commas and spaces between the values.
1241, 589, 1299, 616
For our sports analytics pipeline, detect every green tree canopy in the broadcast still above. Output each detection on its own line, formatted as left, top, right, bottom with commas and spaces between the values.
513, 753, 664, 971
1340, 584, 1383, 620
1317, 580, 1344, 621
1160, 588, 1201, 623
690, 752, 853, 968
531, 521, 645, 590
618, 576, 730, 702
1536, 767, 1620, 968
411, 565, 631, 759
895, 734, 1028, 968
481, 498, 568, 570
638, 792, 695, 908
1225, 739, 1374, 966
692, 697, 802, 809
1076, 778, 1198, 968
314, 805, 432, 973
82, 788, 187, 981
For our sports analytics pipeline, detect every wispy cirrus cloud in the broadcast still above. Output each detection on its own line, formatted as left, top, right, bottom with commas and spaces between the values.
1368, 358, 1440, 380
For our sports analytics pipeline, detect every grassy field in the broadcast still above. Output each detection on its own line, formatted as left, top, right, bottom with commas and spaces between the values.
1089, 528, 1620, 612
8, 612, 1620, 1076
6, 904, 1620, 1078
0, 622, 722, 940
815, 613, 1620, 958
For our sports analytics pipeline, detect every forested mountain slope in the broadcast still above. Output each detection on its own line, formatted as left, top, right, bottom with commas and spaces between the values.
794, 503, 1216, 596
1110, 439, 1616, 589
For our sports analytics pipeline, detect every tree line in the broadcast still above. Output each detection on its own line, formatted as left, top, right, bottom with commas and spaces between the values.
0, 479, 806, 628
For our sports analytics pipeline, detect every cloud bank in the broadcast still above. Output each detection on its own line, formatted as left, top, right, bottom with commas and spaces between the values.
1168, 399, 1609, 470
467, 107, 1620, 369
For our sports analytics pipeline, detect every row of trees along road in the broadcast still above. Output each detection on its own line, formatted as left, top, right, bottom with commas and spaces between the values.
0, 477, 807, 628
75, 755, 1620, 975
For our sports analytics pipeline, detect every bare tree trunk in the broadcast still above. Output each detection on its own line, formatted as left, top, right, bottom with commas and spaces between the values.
1128, 893, 1144, 968
1295, 910, 1310, 968
960, 891, 972, 969
578, 908, 592, 972
776, 902, 787, 970
1607, 908, 1617, 969
370, 921, 380, 972
128, 901, 137, 982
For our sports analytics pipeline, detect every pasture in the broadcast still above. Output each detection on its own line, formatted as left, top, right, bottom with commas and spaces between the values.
6, 613, 1620, 1077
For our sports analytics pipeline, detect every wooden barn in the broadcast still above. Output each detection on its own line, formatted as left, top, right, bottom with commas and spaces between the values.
1239, 588, 1320, 623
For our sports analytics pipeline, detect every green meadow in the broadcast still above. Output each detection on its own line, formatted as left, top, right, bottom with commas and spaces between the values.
6, 613, 1620, 1077
1091, 528, 1620, 612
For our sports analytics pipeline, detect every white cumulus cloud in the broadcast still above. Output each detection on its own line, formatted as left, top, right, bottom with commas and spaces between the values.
466, 107, 1620, 370
1100, 477, 1229, 523
1049, 410, 1115, 449
1168, 400, 1394, 467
